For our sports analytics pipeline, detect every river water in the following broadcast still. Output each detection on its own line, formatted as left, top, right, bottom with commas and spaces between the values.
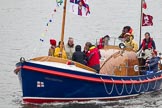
1, 0, 162, 108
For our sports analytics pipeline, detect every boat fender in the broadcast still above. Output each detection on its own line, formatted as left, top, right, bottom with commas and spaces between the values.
66, 61, 75, 65
20, 57, 25, 63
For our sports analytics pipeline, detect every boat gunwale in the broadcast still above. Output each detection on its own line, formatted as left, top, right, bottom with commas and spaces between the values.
19, 62, 162, 85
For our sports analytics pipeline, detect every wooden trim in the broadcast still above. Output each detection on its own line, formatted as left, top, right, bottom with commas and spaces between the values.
31, 56, 97, 72
104, 45, 135, 52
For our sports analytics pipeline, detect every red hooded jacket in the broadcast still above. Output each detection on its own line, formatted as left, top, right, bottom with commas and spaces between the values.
86, 46, 100, 67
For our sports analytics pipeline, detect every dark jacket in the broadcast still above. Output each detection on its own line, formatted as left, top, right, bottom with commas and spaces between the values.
146, 56, 160, 72
72, 45, 87, 65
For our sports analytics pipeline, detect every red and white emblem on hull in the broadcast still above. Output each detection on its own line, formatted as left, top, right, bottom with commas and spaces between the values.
37, 81, 44, 87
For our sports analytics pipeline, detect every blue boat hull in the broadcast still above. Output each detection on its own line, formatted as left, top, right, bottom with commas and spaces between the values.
16, 61, 162, 103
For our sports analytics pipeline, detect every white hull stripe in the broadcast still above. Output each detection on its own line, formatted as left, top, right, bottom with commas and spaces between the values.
23, 94, 139, 100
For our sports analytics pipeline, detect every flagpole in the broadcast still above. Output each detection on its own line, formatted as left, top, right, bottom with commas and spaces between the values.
139, 0, 143, 46
60, 0, 67, 56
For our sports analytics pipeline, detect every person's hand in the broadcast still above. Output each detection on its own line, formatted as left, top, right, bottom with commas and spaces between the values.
59, 52, 62, 57
145, 63, 149, 67
146, 59, 149, 63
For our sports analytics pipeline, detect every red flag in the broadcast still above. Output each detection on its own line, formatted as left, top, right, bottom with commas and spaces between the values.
142, 0, 147, 9
142, 13, 153, 26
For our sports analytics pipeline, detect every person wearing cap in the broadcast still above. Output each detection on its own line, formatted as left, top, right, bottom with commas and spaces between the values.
123, 33, 138, 51
65, 37, 75, 60
118, 26, 134, 39
48, 39, 56, 56
144, 50, 160, 73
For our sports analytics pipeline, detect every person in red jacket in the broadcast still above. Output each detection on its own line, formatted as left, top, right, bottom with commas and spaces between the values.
97, 35, 110, 49
84, 42, 100, 73
137, 32, 156, 59
139, 32, 156, 51
137, 32, 156, 70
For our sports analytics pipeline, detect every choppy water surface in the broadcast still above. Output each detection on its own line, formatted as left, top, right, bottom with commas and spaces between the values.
1, 0, 162, 107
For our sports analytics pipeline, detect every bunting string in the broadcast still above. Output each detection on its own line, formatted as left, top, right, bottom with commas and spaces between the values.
39, 3, 61, 43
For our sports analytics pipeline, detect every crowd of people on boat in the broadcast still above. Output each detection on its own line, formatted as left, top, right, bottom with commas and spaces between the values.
48, 26, 161, 74
118, 26, 160, 74
48, 37, 101, 73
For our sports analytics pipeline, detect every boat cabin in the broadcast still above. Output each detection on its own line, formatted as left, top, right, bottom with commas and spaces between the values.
98, 37, 140, 76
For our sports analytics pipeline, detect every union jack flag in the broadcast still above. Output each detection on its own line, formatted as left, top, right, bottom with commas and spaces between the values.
69, 0, 90, 17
